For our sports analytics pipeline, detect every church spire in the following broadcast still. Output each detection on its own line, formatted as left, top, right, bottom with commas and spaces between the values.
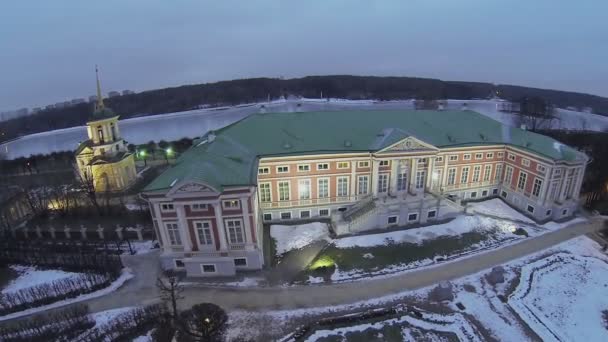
95, 65, 105, 112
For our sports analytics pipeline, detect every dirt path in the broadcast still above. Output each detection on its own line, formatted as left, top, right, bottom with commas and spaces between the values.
2, 218, 602, 324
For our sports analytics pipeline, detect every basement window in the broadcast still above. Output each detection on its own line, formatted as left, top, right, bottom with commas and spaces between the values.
387, 216, 398, 225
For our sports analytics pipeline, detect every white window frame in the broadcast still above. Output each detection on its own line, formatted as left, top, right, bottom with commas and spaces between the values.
225, 219, 245, 244
278, 181, 290, 201
387, 215, 399, 225
222, 199, 240, 210
337, 161, 350, 169
165, 222, 182, 246
427, 210, 437, 218
263, 213, 272, 221
537, 164, 546, 173
201, 264, 217, 274
280, 212, 292, 220
483, 164, 492, 182
357, 175, 369, 195
379, 160, 389, 166
475, 153, 483, 160
486, 153, 494, 159
449, 155, 458, 162
259, 182, 272, 203
174, 259, 185, 268
396, 172, 407, 191
160, 203, 175, 212
504, 166, 513, 185
191, 203, 208, 211
378, 174, 389, 193
435, 156, 444, 163
258, 167, 270, 175
297, 164, 310, 172
472, 165, 481, 182
318, 208, 330, 217
532, 178, 543, 197
318, 178, 329, 198
517, 171, 528, 191
482, 190, 488, 197
415, 170, 425, 189
460, 166, 470, 184
407, 213, 418, 222
508, 153, 516, 161
358, 161, 370, 168
336, 176, 349, 197
447, 168, 456, 185
298, 179, 311, 200
194, 220, 214, 247
470, 191, 477, 198
300, 210, 311, 219
463, 154, 471, 160
527, 205, 535, 213
276, 165, 289, 173
317, 163, 329, 170
521, 158, 530, 167
497, 152, 504, 158
234, 258, 248, 267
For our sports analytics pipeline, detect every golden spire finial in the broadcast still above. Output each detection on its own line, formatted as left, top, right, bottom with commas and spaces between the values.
95, 65, 105, 111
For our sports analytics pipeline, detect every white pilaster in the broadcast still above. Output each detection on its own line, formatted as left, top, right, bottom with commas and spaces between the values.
213, 203, 228, 250
409, 159, 418, 194
426, 158, 434, 190
389, 159, 398, 194
350, 162, 357, 199
152, 202, 171, 249
371, 159, 380, 196
176, 204, 192, 252
241, 197, 253, 244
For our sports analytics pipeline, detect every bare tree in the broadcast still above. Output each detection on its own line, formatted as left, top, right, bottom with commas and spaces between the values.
176, 303, 228, 342
157, 270, 184, 319
516, 96, 558, 131
77, 168, 102, 215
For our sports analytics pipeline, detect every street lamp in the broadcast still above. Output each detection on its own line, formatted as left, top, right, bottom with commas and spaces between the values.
139, 150, 147, 166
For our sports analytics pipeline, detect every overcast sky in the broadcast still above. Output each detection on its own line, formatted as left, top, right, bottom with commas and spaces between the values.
1, 0, 607, 111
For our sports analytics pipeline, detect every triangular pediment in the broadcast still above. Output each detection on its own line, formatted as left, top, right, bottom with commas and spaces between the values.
378, 136, 438, 153
167, 181, 219, 197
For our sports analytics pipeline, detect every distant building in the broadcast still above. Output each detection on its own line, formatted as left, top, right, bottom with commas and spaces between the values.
89, 95, 98, 103
108, 91, 120, 98
71, 98, 86, 105
45, 104, 56, 110
55, 102, 66, 109
32, 107, 42, 113
122, 90, 135, 96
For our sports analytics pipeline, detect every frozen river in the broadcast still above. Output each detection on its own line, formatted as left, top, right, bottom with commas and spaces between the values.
1, 99, 607, 160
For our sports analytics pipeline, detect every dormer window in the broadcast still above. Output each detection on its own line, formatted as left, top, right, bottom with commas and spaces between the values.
97, 126, 104, 144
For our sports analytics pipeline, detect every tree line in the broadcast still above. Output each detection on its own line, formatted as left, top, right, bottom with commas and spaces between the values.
2, 75, 607, 144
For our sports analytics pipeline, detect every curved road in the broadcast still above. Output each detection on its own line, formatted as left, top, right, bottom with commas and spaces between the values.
1, 217, 602, 325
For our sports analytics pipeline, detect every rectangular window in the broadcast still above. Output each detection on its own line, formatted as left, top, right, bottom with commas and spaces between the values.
546, 209, 552, 216
263, 213, 272, 221
504, 166, 513, 185
191, 203, 208, 210
493, 188, 498, 195
482, 190, 488, 196
460, 167, 470, 184
470, 191, 477, 198
415, 170, 425, 189
298, 179, 311, 200
463, 154, 471, 160
222, 200, 240, 210
357, 176, 369, 195
548, 182, 558, 201
427, 210, 437, 218
300, 210, 311, 218
562, 209, 568, 216
408, 213, 418, 221
358, 161, 370, 168
486, 153, 494, 159
494, 164, 503, 182
532, 178, 543, 197
537, 164, 546, 173
517, 172, 527, 191
337, 177, 349, 197
277, 166, 289, 173
501, 191, 508, 199
258, 167, 270, 175
447, 168, 456, 185
195, 221, 213, 246
226, 219, 244, 244
435, 156, 444, 163
234, 258, 247, 266
387, 216, 398, 225
280, 212, 292, 220
165, 223, 182, 245
397, 173, 407, 191
449, 155, 458, 162
318, 178, 329, 198
378, 174, 388, 193
379, 160, 389, 166
298, 164, 310, 172
337, 162, 349, 169
317, 163, 329, 170
508, 153, 516, 161
527, 205, 535, 213
174, 259, 185, 268
475, 153, 483, 160
161, 203, 174, 211
522, 158, 530, 167
201, 264, 216, 273
482, 165, 491, 182
319, 209, 330, 216
278, 181, 290, 201
497, 152, 504, 158
259, 183, 271, 202
472, 166, 481, 182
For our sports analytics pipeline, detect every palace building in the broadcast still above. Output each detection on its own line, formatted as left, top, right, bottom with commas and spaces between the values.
142, 110, 588, 277
75, 68, 137, 192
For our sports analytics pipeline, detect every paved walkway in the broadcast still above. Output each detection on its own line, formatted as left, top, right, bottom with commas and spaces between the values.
2, 217, 603, 324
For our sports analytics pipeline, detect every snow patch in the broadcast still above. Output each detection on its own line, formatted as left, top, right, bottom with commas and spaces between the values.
270, 222, 330, 255
1, 265, 82, 294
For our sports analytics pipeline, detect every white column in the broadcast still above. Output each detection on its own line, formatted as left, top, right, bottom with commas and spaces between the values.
241, 197, 253, 244
350, 162, 357, 199
573, 166, 585, 200
390, 159, 398, 194
409, 159, 418, 194
371, 159, 380, 196
176, 204, 191, 252
213, 203, 228, 250
558, 168, 570, 202
426, 157, 434, 190
153, 202, 171, 249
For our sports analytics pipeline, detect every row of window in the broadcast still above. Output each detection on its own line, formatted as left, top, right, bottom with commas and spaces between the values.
387, 210, 436, 225
448, 152, 503, 162
164, 218, 245, 247
500, 191, 568, 217
446, 164, 500, 185
173, 257, 248, 273
503, 165, 544, 197
160, 200, 241, 212
259, 161, 372, 175
263, 208, 332, 221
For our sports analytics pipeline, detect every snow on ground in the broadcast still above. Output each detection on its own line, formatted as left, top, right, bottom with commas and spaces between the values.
271, 222, 331, 256
1, 265, 82, 294
333, 215, 519, 249
0, 268, 134, 322
131, 330, 154, 342
467, 198, 535, 224
127, 240, 157, 255
91, 306, 137, 326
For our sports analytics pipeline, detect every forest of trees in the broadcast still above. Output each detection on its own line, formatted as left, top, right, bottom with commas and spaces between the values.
2, 75, 608, 144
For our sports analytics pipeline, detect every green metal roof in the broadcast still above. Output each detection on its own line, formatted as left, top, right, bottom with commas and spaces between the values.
143, 110, 585, 193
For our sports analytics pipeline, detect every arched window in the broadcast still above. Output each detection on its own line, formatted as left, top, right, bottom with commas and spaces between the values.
97, 125, 104, 144
110, 123, 116, 142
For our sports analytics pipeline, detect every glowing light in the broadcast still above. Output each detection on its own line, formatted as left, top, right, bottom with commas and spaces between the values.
166, 148, 173, 155
309, 255, 335, 270
138, 150, 146, 157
